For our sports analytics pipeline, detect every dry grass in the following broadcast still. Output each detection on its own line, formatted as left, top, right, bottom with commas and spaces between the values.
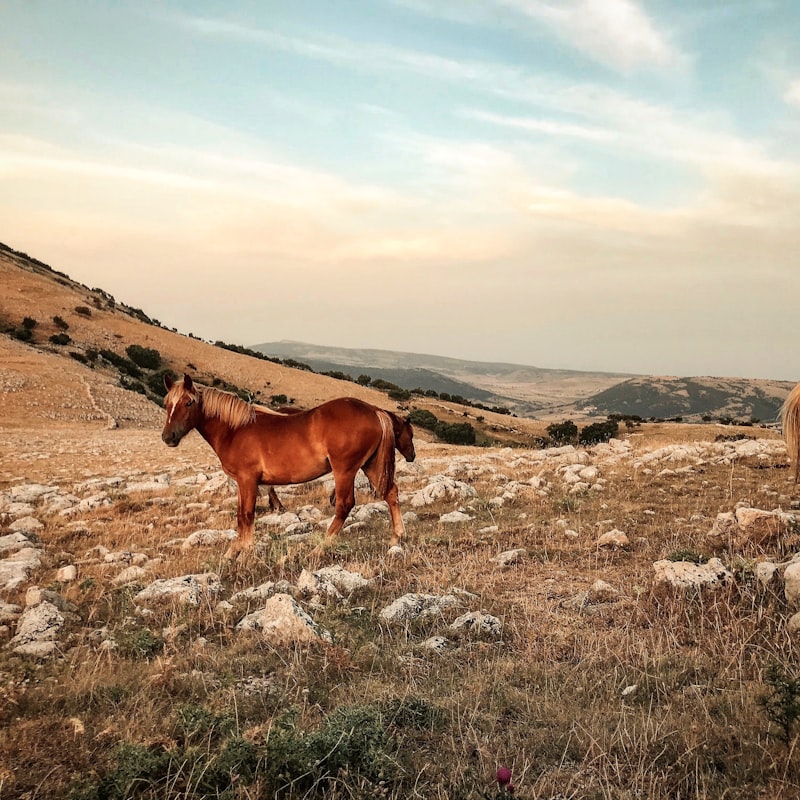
1, 416, 799, 799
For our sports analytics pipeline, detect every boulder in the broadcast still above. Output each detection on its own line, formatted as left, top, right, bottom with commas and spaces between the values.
652, 558, 733, 597
379, 593, 459, 624
134, 573, 221, 608
236, 594, 332, 644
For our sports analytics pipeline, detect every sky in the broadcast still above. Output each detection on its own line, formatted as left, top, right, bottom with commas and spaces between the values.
1, 1, 799, 381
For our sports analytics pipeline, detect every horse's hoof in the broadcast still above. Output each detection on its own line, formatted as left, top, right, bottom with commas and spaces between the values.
387, 545, 405, 559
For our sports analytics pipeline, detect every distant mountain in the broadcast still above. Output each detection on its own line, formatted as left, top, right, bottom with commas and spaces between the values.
252, 340, 636, 415
581, 376, 795, 422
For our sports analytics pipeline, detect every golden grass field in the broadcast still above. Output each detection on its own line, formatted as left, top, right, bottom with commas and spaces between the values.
2, 248, 800, 799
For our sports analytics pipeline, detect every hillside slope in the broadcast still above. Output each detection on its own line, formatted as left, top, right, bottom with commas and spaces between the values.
0, 244, 543, 445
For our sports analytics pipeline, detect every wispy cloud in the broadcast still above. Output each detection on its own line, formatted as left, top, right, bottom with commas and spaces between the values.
785, 78, 800, 107
502, 0, 685, 72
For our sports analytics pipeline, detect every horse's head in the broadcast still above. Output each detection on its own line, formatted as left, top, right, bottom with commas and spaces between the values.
395, 417, 416, 462
162, 373, 202, 447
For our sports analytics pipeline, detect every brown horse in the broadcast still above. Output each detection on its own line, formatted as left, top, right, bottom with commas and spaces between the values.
262, 406, 415, 512
782, 382, 800, 483
161, 374, 406, 557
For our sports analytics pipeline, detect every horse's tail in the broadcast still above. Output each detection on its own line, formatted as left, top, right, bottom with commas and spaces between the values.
372, 409, 397, 498
782, 382, 800, 483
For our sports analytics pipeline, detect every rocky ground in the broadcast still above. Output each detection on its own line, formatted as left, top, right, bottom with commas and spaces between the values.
2, 418, 800, 798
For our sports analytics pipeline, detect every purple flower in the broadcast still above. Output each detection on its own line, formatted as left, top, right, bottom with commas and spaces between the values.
496, 767, 512, 787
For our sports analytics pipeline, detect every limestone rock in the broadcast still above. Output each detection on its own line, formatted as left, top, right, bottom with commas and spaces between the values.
236, 593, 332, 644
379, 593, 459, 624
134, 573, 221, 608
652, 558, 733, 597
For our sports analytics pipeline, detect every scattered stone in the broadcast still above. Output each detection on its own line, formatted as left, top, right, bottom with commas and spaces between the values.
9, 516, 43, 533
0, 532, 33, 555
597, 530, 630, 549
0, 547, 42, 591
181, 529, 237, 550
55, 564, 78, 583
113, 566, 148, 586
8, 601, 64, 656
410, 477, 477, 508
449, 611, 503, 637
439, 510, 473, 524
490, 548, 526, 567
652, 558, 733, 597
134, 573, 222, 608
379, 593, 459, 625
784, 560, 800, 611
588, 580, 619, 604
236, 593, 332, 644
230, 582, 277, 604
0, 602, 23, 624
788, 612, 800, 635
421, 635, 449, 653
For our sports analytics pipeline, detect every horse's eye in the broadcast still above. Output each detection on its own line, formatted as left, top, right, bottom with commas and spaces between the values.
186, 399, 195, 407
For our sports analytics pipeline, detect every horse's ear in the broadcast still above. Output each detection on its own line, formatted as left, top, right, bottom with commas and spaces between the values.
183, 374, 194, 391
164, 373, 175, 391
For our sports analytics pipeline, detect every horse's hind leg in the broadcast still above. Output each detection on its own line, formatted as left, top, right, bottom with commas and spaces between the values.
263, 486, 285, 513
361, 462, 405, 549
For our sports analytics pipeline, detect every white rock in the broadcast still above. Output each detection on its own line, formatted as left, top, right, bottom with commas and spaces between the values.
490, 548, 526, 567
0, 547, 42, 591
652, 558, 733, 597
181, 529, 237, 550
236, 593, 332, 644
9, 516, 43, 533
9, 601, 64, 652
379, 593, 459, 624
588, 579, 619, 604
439, 510, 473, 524
134, 573, 221, 608
597, 530, 630, 549
449, 611, 503, 637
55, 564, 78, 583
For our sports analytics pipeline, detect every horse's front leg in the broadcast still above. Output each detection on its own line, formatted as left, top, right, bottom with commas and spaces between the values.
225, 478, 258, 560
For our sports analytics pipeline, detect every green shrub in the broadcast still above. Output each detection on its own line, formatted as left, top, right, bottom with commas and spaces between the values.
146, 370, 174, 398
435, 421, 476, 445
408, 409, 439, 430
579, 419, 619, 445
22, 316, 37, 330
49, 332, 71, 346
74, 305, 92, 317
11, 327, 33, 341
761, 662, 800, 745
53, 315, 69, 330
99, 349, 142, 378
547, 420, 578, 445
125, 344, 161, 370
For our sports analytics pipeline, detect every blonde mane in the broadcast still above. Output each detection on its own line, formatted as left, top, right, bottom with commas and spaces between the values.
198, 386, 256, 430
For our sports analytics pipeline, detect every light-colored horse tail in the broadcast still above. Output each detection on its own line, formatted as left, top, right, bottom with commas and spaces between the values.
371, 409, 397, 498
782, 382, 800, 483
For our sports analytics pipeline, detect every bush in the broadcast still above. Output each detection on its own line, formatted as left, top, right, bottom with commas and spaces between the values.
99, 349, 142, 378
435, 421, 476, 445
125, 344, 161, 370
11, 327, 32, 342
408, 409, 439, 430
547, 420, 578, 445
579, 419, 619, 445
22, 316, 37, 330
49, 332, 71, 346
74, 306, 92, 317
146, 370, 174, 398
53, 315, 69, 330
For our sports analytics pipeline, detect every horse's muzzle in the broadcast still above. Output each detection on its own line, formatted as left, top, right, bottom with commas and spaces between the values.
162, 430, 181, 447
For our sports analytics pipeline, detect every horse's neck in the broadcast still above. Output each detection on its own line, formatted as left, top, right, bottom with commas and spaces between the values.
196, 415, 234, 453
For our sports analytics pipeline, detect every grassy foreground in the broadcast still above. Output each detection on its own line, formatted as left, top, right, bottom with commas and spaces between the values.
1, 423, 800, 799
